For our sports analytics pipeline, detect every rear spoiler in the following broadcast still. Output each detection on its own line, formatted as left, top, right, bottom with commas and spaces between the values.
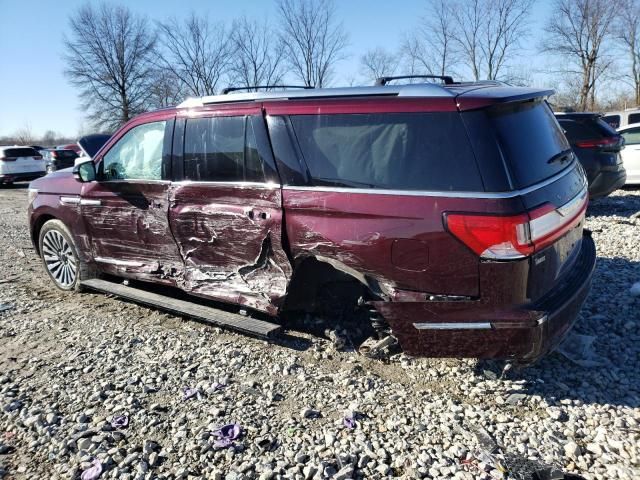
455, 86, 555, 111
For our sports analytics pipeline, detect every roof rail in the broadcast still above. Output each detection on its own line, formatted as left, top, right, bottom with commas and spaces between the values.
375, 75, 455, 86
221, 85, 314, 95
177, 84, 456, 108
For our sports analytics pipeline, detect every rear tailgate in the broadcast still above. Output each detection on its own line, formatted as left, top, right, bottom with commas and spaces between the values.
461, 98, 589, 302
0, 147, 45, 174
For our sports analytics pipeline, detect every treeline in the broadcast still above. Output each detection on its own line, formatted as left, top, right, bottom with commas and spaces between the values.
12, 0, 640, 139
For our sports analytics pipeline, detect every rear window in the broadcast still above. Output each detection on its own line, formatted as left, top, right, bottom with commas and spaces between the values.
485, 101, 571, 189
54, 150, 78, 159
3, 147, 38, 158
288, 113, 482, 191
557, 117, 618, 143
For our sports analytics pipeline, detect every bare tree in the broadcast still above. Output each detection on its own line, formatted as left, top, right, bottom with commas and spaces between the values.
543, 0, 620, 111
63, 3, 157, 130
157, 14, 233, 96
453, 0, 533, 81
13, 124, 34, 145
148, 68, 183, 108
229, 17, 285, 91
277, 0, 348, 87
360, 48, 398, 83
615, 0, 640, 105
401, 0, 459, 78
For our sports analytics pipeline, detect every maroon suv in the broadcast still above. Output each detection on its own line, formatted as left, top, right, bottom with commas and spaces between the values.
27, 79, 596, 363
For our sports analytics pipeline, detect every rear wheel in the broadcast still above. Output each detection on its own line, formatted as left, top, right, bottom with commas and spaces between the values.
38, 219, 89, 291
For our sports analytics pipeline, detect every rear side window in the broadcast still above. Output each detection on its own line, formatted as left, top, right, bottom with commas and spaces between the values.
3, 147, 38, 158
288, 113, 482, 191
602, 115, 620, 129
183, 116, 264, 182
628, 113, 640, 124
485, 101, 570, 189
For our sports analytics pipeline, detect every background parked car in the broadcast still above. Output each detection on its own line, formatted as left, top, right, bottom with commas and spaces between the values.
0, 146, 46, 184
617, 123, 640, 185
42, 148, 78, 173
555, 112, 626, 198
56, 143, 82, 155
602, 108, 640, 129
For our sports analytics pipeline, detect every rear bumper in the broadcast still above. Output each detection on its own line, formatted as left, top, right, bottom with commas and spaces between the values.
0, 171, 46, 183
588, 167, 627, 199
373, 232, 596, 363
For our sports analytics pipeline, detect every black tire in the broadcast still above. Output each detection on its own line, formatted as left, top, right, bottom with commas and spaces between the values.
38, 219, 91, 291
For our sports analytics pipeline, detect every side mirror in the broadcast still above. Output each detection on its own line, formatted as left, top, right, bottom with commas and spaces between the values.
73, 160, 96, 183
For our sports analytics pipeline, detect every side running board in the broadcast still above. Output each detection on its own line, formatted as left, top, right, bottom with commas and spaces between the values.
81, 278, 281, 339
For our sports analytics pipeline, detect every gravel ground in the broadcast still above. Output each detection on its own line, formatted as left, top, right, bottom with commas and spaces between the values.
0, 185, 638, 480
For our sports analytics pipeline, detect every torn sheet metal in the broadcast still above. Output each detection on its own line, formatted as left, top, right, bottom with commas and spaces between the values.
169, 183, 292, 315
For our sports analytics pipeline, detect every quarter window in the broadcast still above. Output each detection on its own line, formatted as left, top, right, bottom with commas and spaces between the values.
101, 121, 166, 180
183, 116, 265, 182
288, 113, 483, 191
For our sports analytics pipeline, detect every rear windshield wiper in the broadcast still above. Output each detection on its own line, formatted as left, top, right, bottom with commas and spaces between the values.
547, 149, 574, 165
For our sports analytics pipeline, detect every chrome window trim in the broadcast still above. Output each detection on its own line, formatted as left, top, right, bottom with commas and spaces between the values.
282, 162, 577, 199
170, 180, 280, 189
98, 179, 171, 185
80, 199, 102, 206
413, 322, 492, 330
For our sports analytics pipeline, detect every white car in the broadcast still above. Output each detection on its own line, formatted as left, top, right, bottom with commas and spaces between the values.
617, 124, 640, 184
0, 146, 47, 185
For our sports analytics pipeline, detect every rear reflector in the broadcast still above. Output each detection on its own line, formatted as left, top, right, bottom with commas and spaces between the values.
445, 189, 588, 260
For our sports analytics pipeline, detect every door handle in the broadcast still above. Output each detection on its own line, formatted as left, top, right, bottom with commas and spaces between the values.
248, 210, 270, 220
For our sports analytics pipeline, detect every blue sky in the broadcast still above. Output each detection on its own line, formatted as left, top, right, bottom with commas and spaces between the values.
0, 0, 552, 137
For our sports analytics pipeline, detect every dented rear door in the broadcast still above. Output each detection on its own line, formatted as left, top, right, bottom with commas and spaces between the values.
168, 111, 291, 315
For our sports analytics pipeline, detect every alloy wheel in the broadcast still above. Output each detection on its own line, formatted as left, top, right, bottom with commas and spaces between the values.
42, 230, 77, 287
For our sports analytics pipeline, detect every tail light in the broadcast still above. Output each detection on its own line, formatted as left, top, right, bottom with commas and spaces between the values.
575, 136, 620, 149
445, 189, 588, 260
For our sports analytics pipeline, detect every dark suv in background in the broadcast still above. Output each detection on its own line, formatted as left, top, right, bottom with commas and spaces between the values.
28, 78, 596, 364
42, 149, 78, 173
555, 112, 626, 198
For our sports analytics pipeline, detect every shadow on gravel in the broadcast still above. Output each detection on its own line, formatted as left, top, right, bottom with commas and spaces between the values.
477, 256, 640, 410
587, 191, 640, 218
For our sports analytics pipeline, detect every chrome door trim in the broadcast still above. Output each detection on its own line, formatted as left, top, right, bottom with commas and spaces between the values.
413, 322, 492, 330
59, 196, 80, 205
94, 257, 144, 267
80, 199, 102, 206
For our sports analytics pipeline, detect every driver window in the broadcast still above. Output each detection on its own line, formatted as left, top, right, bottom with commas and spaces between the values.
101, 121, 166, 180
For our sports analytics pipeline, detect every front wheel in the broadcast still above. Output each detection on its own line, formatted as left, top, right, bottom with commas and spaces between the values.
39, 219, 87, 291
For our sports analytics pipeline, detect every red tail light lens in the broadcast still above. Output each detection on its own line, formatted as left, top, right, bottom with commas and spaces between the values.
445, 189, 588, 260
575, 136, 619, 149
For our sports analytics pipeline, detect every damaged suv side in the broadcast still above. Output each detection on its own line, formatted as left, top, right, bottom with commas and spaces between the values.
28, 79, 596, 363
